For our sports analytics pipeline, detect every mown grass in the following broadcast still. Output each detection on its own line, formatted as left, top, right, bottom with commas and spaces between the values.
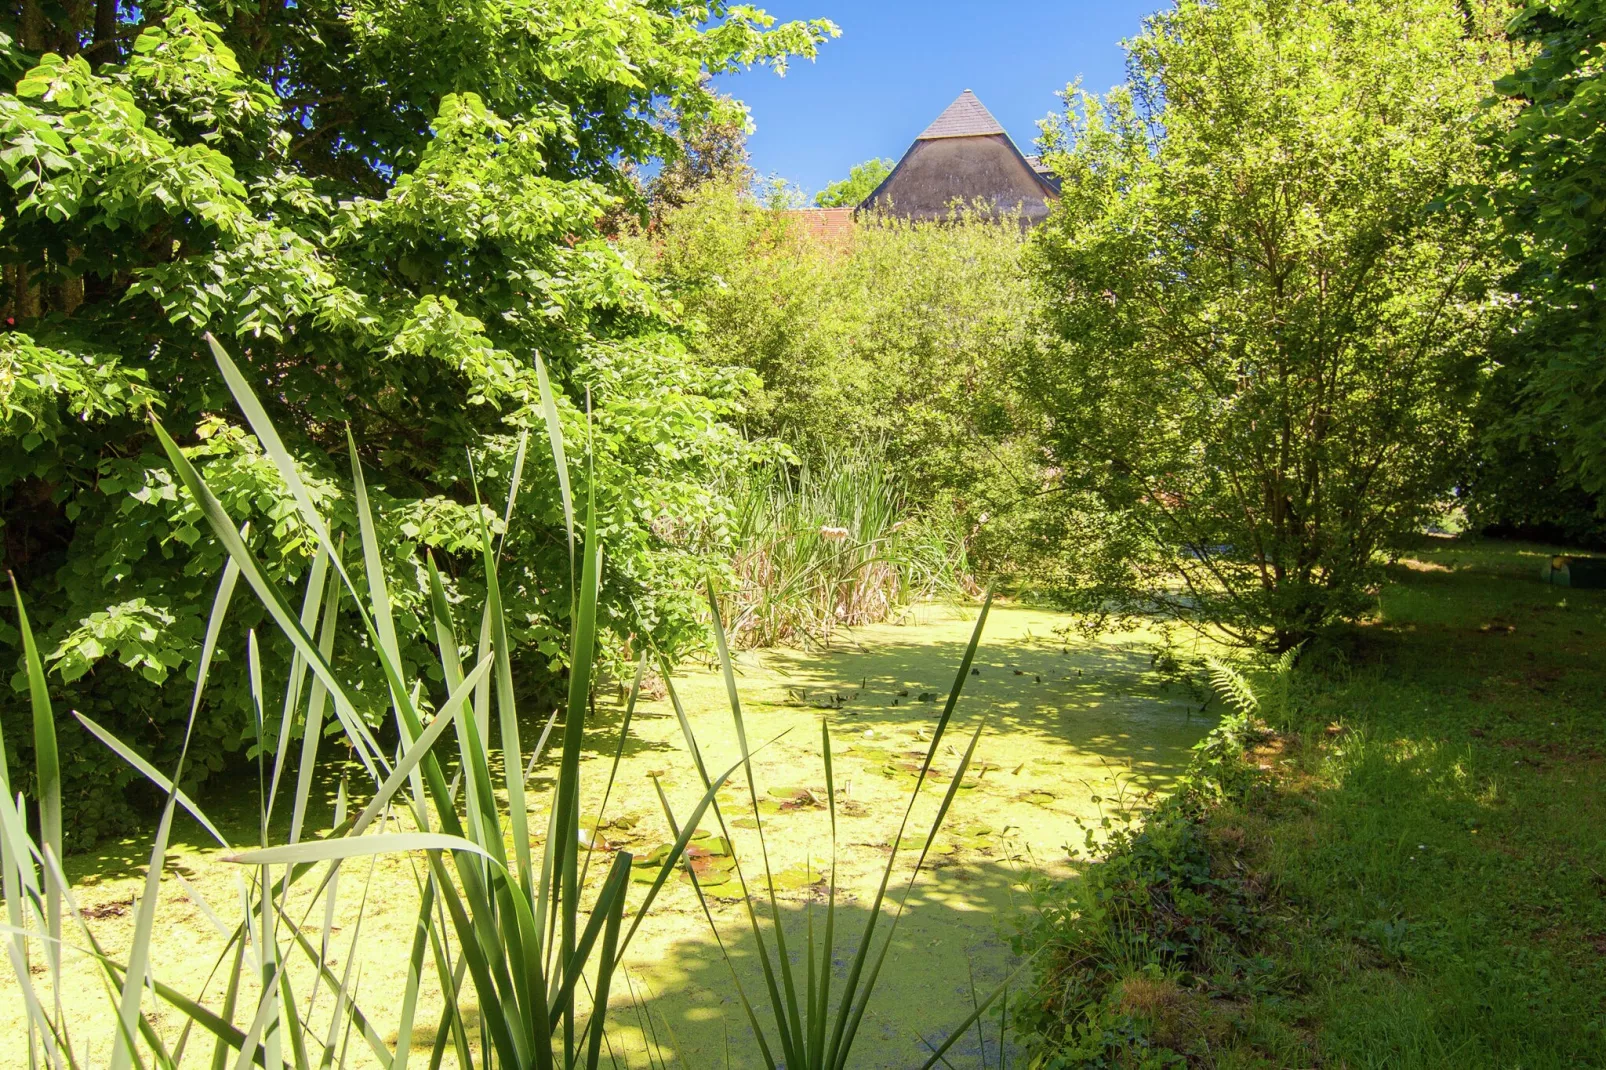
1015, 537, 1606, 1068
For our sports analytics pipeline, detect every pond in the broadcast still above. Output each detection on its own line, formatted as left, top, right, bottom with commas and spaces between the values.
574, 602, 1215, 1067
0, 602, 1214, 1068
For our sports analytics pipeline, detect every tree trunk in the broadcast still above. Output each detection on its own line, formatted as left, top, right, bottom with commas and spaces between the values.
87, 0, 119, 66
18, 0, 44, 52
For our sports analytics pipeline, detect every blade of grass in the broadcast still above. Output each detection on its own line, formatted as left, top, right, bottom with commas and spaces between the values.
582, 854, 630, 1070
9, 575, 61, 1040
225, 834, 501, 869
823, 594, 992, 1070
290, 550, 343, 845
578, 652, 646, 892
534, 352, 575, 571
267, 545, 330, 829
836, 719, 987, 1066
659, 668, 782, 1069
704, 580, 805, 1065
551, 475, 603, 1061
150, 416, 386, 782
644, 779, 777, 1070
346, 428, 428, 832
107, 557, 256, 1070
71, 714, 231, 849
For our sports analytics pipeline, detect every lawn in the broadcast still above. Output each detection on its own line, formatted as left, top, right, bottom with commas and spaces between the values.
1018, 537, 1606, 1068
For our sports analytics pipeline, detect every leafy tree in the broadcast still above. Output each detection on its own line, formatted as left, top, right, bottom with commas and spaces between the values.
634, 177, 1041, 575
814, 157, 892, 207
1024, 0, 1515, 648
1483, 0, 1606, 502
642, 99, 755, 221
0, 2, 834, 840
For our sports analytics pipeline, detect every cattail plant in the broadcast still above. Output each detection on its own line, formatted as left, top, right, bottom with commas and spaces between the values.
724, 444, 971, 648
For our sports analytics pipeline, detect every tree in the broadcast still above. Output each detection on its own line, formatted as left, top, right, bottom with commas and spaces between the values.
0, 2, 834, 840
814, 157, 892, 207
633, 177, 1042, 576
1484, 0, 1606, 502
642, 98, 755, 220
1024, 0, 1515, 648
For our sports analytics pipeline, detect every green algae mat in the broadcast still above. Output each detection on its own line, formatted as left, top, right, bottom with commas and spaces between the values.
0, 603, 1214, 1068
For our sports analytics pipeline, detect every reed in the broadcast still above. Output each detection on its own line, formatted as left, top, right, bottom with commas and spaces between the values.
724, 444, 971, 648
657, 584, 1022, 1069
0, 335, 729, 1069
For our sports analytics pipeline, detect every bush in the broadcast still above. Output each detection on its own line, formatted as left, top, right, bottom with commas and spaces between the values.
1022, 0, 1517, 649
632, 179, 1046, 583
0, 5, 834, 843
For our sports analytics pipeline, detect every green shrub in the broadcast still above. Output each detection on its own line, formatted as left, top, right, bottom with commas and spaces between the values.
0, 3, 833, 845
632, 179, 1046, 583
1021, 0, 1516, 649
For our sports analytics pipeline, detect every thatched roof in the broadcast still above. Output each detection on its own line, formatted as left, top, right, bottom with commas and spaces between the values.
859, 90, 1060, 225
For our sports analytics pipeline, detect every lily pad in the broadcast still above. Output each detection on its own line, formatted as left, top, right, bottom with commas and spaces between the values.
765, 862, 826, 894
696, 879, 747, 900
632, 832, 723, 870
754, 785, 840, 814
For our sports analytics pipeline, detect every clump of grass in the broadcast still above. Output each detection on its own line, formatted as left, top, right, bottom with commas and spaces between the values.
724, 443, 971, 648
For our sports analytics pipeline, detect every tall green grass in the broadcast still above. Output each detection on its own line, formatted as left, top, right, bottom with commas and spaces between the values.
1, 338, 1010, 1068
1, 335, 732, 1069
725, 444, 971, 648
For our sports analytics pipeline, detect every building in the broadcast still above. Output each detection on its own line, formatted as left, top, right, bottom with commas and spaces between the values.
859, 90, 1060, 225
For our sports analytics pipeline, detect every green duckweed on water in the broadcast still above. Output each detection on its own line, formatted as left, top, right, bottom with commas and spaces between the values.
577, 602, 1215, 1066
0, 603, 1215, 1068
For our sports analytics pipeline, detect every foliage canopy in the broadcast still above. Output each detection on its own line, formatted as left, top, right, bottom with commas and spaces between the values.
1025, 0, 1516, 647
0, 1, 833, 839
1479, 0, 1606, 518
814, 157, 893, 207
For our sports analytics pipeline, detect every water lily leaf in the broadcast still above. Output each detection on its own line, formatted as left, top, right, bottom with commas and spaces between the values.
766, 863, 823, 893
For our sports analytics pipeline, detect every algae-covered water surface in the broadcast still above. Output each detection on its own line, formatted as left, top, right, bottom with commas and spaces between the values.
572, 603, 1213, 1066
0, 603, 1213, 1068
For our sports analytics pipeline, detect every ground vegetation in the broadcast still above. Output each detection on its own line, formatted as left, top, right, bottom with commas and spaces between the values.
1015, 539, 1606, 1067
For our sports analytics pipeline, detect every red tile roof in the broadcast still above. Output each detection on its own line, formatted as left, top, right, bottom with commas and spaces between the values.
784, 207, 855, 243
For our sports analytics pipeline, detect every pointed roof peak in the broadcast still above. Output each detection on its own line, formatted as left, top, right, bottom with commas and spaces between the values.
918, 89, 1005, 140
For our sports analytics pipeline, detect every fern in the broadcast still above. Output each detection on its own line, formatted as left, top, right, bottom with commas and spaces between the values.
1205, 656, 1259, 717
1269, 642, 1304, 722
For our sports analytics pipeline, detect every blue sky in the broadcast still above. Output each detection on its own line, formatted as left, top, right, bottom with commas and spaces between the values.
717, 1, 1168, 197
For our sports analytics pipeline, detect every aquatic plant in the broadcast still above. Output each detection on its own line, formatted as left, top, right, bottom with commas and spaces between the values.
0, 336, 731, 1068
660, 582, 1019, 1068
724, 443, 972, 648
